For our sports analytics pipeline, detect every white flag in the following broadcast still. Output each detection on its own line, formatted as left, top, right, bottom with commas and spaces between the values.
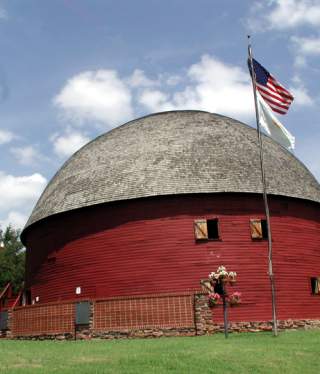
256, 92, 295, 151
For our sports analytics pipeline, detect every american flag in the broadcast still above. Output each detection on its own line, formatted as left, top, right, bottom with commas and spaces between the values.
249, 58, 294, 115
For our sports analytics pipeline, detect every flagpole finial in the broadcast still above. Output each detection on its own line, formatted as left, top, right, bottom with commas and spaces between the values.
247, 35, 252, 56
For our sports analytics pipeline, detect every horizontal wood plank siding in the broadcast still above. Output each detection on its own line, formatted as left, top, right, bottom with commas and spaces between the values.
24, 193, 320, 323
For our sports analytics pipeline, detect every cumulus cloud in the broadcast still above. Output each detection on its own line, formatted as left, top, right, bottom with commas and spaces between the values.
290, 34, 320, 73
0, 172, 47, 229
289, 76, 314, 106
0, 172, 47, 210
138, 89, 174, 112
290, 86, 314, 106
126, 69, 158, 88
10, 146, 42, 166
51, 130, 90, 158
291, 35, 320, 56
0, 129, 14, 145
165, 75, 182, 86
248, 0, 320, 31
293, 55, 307, 68
56, 54, 314, 130
246, 0, 320, 92
138, 55, 254, 120
54, 69, 160, 129
54, 70, 133, 127
55, 56, 256, 128
0, 211, 28, 230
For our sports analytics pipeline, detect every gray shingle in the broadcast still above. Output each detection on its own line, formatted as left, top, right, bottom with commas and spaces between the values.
23, 110, 320, 230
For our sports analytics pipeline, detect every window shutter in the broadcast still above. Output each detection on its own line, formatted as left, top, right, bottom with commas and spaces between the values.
194, 219, 208, 240
250, 219, 263, 239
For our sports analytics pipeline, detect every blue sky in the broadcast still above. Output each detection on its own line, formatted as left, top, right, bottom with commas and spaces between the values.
0, 0, 319, 229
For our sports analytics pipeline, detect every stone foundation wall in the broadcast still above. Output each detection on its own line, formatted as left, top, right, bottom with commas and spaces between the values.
2, 292, 320, 340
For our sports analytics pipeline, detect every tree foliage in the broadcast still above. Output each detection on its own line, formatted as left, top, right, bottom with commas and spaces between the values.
0, 225, 25, 293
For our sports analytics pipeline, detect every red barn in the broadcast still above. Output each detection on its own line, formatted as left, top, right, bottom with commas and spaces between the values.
12, 110, 320, 337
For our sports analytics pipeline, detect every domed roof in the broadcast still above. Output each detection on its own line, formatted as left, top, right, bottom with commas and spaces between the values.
24, 110, 320, 231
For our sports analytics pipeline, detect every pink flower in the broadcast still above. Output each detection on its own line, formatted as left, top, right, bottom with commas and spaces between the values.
232, 292, 242, 298
228, 291, 242, 305
208, 292, 220, 300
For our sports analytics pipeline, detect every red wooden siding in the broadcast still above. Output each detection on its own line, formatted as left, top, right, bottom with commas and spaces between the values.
24, 193, 320, 323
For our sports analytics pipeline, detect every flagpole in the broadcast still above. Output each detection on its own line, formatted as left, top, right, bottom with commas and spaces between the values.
247, 35, 278, 337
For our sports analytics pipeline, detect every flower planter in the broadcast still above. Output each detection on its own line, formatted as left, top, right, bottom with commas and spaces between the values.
208, 292, 220, 308
229, 301, 240, 307
208, 299, 218, 308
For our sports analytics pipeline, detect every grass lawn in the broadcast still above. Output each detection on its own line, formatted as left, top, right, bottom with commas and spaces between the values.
0, 330, 319, 373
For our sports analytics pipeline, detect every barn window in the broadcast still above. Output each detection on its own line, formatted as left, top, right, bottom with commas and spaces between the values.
207, 219, 219, 239
310, 277, 320, 295
250, 219, 268, 240
261, 220, 268, 239
194, 218, 220, 240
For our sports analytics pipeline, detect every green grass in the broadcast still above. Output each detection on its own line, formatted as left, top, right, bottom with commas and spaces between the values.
0, 330, 319, 373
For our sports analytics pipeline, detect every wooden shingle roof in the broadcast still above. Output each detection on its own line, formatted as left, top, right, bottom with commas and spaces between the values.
23, 110, 320, 231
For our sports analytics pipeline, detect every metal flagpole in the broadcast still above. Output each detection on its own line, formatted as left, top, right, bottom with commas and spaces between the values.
247, 35, 278, 337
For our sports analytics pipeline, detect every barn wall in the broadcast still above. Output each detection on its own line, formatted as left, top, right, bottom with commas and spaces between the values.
24, 193, 320, 323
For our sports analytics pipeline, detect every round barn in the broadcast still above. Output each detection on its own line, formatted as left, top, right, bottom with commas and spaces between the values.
20, 110, 320, 336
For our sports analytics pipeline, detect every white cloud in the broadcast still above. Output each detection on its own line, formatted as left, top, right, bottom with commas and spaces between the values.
0, 129, 14, 145
56, 54, 313, 130
290, 85, 314, 106
290, 35, 320, 73
0, 211, 27, 230
0, 172, 47, 210
138, 55, 254, 120
54, 69, 133, 127
55, 56, 256, 128
0, 172, 47, 229
51, 130, 90, 158
126, 69, 158, 88
290, 86, 313, 106
293, 55, 307, 68
166, 75, 182, 86
186, 55, 253, 117
248, 0, 320, 31
10, 146, 42, 166
289, 75, 314, 106
291, 35, 320, 55
138, 89, 174, 112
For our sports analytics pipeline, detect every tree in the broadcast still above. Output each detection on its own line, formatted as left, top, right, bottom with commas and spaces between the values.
0, 225, 25, 293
